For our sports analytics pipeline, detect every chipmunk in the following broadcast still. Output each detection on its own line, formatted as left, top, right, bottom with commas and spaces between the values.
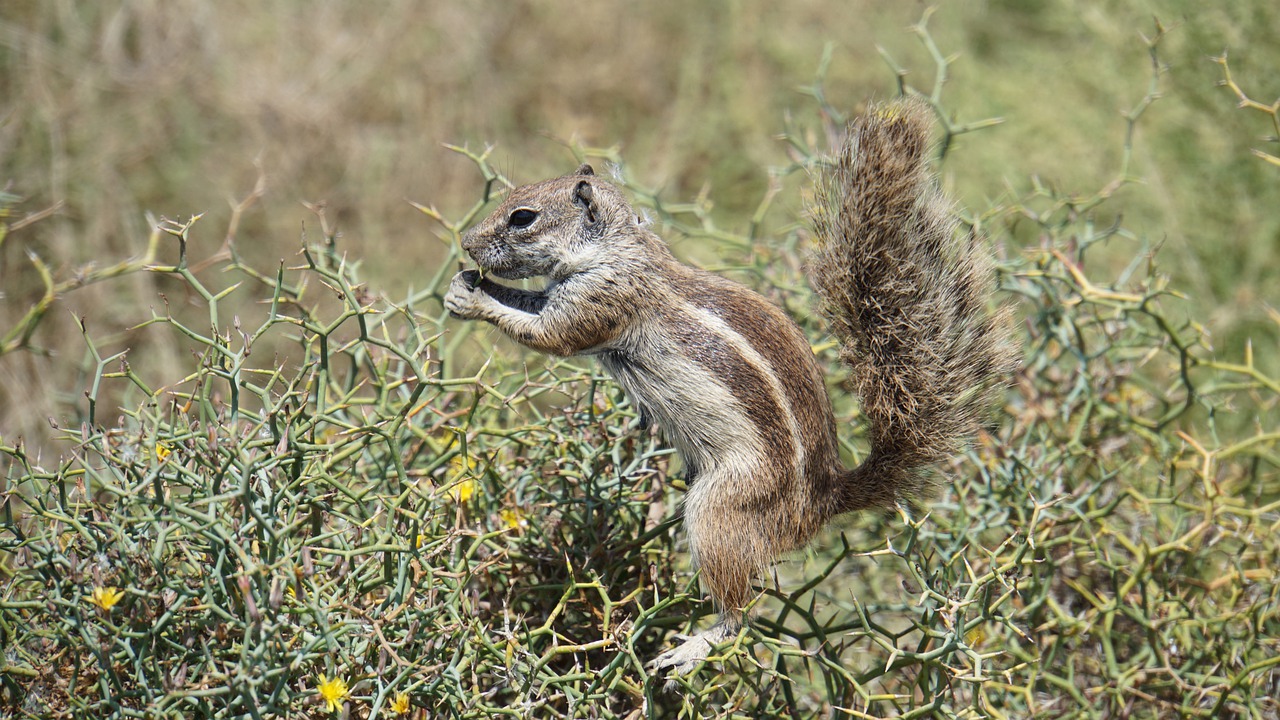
443, 100, 1012, 677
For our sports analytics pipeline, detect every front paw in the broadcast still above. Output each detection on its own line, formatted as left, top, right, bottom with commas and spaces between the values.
444, 270, 486, 319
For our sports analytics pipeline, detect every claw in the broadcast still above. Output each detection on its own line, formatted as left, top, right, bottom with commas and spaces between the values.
649, 634, 713, 677
648, 621, 740, 684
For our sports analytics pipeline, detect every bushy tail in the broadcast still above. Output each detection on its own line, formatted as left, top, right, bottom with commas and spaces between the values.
808, 99, 1014, 512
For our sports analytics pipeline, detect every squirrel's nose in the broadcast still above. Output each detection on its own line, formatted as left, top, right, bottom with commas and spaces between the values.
460, 229, 480, 251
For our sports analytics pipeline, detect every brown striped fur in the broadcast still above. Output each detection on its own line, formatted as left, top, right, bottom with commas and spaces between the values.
444, 102, 1012, 676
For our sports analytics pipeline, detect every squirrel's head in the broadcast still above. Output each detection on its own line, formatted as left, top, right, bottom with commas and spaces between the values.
460, 164, 646, 281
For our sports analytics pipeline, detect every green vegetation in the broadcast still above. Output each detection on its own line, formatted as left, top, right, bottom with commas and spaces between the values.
2, 3, 1278, 718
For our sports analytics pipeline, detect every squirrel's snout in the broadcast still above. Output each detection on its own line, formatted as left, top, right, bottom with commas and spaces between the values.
460, 230, 509, 277
460, 229, 481, 252
459, 229, 489, 267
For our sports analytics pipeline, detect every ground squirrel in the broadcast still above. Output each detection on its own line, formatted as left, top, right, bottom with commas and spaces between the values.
444, 100, 1012, 677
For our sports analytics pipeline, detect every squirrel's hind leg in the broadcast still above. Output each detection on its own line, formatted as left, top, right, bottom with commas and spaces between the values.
648, 614, 741, 680
650, 488, 766, 680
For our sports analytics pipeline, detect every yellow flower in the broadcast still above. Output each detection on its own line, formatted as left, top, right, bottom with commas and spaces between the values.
872, 103, 904, 121
316, 673, 349, 713
449, 452, 477, 475
975, 432, 1000, 471
448, 476, 476, 503
966, 626, 986, 647
443, 452, 480, 502
499, 508, 526, 531
155, 442, 172, 462
90, 586, 124, 612
390, 692, 411, 715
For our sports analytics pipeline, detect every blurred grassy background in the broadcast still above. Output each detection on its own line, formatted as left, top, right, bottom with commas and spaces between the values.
2, 0, 1278, 447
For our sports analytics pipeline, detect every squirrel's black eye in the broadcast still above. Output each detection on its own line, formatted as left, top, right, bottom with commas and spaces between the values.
508, 208, 538, 229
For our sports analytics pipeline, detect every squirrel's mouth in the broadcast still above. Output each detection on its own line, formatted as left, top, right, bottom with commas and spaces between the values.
463, 246, 527, 281
482, 265, 539, 282
464, 257, 507, 280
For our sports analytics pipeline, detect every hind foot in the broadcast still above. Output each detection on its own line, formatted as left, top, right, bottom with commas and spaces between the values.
649, 621, 739, 678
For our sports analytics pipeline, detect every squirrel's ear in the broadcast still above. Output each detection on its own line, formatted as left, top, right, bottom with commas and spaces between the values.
574, 180, 597, 224
575, 163, 595, 176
